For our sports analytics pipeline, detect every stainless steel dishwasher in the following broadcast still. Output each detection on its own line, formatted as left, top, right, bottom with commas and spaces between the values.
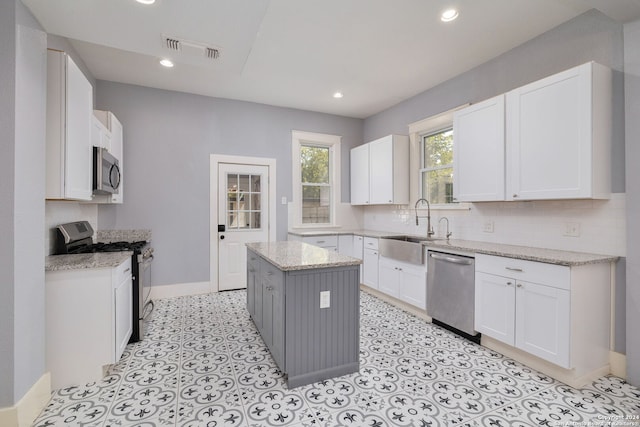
427, 250, 480, 343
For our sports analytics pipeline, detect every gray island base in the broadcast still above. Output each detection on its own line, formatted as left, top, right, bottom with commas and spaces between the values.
246, 241, 362, 388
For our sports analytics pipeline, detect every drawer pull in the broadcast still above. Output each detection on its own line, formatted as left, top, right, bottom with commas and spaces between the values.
517, 283, 523, 288
505, 267, 524, 272
266, 286, 274, 291
316, 240, 326, 244
506, 281, 513, 286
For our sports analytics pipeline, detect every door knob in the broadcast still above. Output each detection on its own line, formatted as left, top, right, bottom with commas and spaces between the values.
220, 235, 225, 240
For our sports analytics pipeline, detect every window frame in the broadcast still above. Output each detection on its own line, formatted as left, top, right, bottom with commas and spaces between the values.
419, 127, 455, 205
291, 130, 342, 227
408, 106, 471, 211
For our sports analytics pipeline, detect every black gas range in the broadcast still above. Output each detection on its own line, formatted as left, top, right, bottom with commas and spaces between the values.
55, 221, 154, 343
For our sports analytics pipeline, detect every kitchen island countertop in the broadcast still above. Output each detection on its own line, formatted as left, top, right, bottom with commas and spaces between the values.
246, 241, 361, 271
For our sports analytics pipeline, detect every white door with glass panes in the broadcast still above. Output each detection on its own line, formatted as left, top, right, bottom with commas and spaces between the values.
218, 164, 269, 291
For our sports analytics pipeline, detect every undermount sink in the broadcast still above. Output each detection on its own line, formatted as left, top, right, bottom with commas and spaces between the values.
379, 235, 444, 265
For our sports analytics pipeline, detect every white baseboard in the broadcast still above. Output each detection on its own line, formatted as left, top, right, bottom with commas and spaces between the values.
0, 373, 51, 427
610, 351, 627, 378
150, 281, 212, 300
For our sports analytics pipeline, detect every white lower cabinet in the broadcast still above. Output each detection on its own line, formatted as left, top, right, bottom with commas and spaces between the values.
46, 258, 133, 389
362, 237, 379, 289
379, 256, 426, 310
475, 254, 610, 384
353, 235, 364, 281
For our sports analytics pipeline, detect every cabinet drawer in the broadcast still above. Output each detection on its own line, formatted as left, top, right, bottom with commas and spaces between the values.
302, 235, 338, 248
262, 260, 285, 283
115, 258, 132, 285
476, 254, 569, 290
363, 237, 379, 250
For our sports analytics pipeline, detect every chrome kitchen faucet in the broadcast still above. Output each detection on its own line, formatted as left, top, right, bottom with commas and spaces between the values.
415, 198, 435, 238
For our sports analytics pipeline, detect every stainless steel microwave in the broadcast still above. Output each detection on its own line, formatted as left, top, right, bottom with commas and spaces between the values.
93, 147, 121, 195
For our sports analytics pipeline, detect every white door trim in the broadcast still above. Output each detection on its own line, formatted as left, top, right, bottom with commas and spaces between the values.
210, 154, 277, 293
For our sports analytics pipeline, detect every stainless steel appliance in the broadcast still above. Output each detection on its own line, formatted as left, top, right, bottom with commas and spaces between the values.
55, 221, 153, 342
427, 250, 480, 343
93, 146, 121, 195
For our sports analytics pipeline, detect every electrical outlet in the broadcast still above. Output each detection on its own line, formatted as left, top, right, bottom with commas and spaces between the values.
320, 291, 331, 308
564, 222, 581, 237
482, 221, 494, 233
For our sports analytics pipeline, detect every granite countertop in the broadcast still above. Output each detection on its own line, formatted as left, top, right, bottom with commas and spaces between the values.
96, 229, 152, 243
288, 229, 404, 239
423, 239, 617, 266
46, 251, 132, 272
247, 241, 362, 271
288, 229, 617, 266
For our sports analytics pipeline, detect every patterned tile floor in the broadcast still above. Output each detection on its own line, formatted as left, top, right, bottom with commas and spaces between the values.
33, 290, 640, 426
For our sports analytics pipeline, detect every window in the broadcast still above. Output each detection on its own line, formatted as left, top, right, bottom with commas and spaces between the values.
420, 127, 454, 204
292, 131, 341, 226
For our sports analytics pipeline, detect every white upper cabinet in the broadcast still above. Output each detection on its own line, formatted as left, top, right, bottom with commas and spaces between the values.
93, 110, 124, 204
350, 135, 409, 205
453, 95, 505, 202
506, 62, 611, 201
46, 49, 93, 201
350, 144, 370, 205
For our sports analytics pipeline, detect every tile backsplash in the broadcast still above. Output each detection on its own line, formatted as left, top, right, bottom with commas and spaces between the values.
363, 193, 626, 256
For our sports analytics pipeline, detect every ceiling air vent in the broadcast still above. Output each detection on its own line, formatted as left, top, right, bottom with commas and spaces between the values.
161, 35, 221, 60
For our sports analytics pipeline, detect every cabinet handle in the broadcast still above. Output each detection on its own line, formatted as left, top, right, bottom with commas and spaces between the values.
266, 286, 273, 291
398, 268, 403, 271
517, 283, 523, 288
316, 240, 326, 244
513, 194, 518, 198
124, 268, 130, 273
388, 200, 392, 202
506, 281, 513, 286
505, 267, 524, 272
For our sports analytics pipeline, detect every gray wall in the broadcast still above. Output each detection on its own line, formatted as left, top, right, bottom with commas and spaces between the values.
624, 19, 640, 385
364, 9, 625, 193
0, 0, 47, 407
96, 82, 363, 286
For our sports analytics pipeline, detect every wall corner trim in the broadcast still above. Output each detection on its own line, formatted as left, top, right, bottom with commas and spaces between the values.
0, 373, 51, 427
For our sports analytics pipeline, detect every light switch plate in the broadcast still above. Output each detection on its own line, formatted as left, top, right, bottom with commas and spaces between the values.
320, 291, 330, 308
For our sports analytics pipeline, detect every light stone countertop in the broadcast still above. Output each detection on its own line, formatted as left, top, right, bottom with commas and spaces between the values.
288, 229, 404, 239
96, 229, 152, 243
45, 252, 132, 272
288, 229, 617, 266
423, 239, 617, 266
247, 241, 361, 271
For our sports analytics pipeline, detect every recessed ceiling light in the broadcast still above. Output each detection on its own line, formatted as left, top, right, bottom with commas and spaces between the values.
136, 0, 156, 4
333, 92, 343, 99
441, 8, 459, 22
159, 59, 174, 68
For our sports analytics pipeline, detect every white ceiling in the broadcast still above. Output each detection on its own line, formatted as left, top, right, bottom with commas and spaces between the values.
22, 0, 640, 118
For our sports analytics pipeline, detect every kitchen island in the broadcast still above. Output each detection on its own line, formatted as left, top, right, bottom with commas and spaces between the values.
246, 241, 361, 388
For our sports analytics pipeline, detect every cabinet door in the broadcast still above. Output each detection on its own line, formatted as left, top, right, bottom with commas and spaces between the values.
64, 54, 93, 201
247, 252, 260, 322
454, 95, 505, 201
109, 114, 124, 204
378, 256, 400, 298
506, 63, 594, 200
338, 235, 353, 257
353, 235, 364, 281
398, 263, 427, 310
515, 281, 570, 368
270, 273, 285, 370
369, 137, 394, 204
475, 272, 515, 345
114, 275, 133, 362
363, 248, 379, 289
350, 144, 370, 205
